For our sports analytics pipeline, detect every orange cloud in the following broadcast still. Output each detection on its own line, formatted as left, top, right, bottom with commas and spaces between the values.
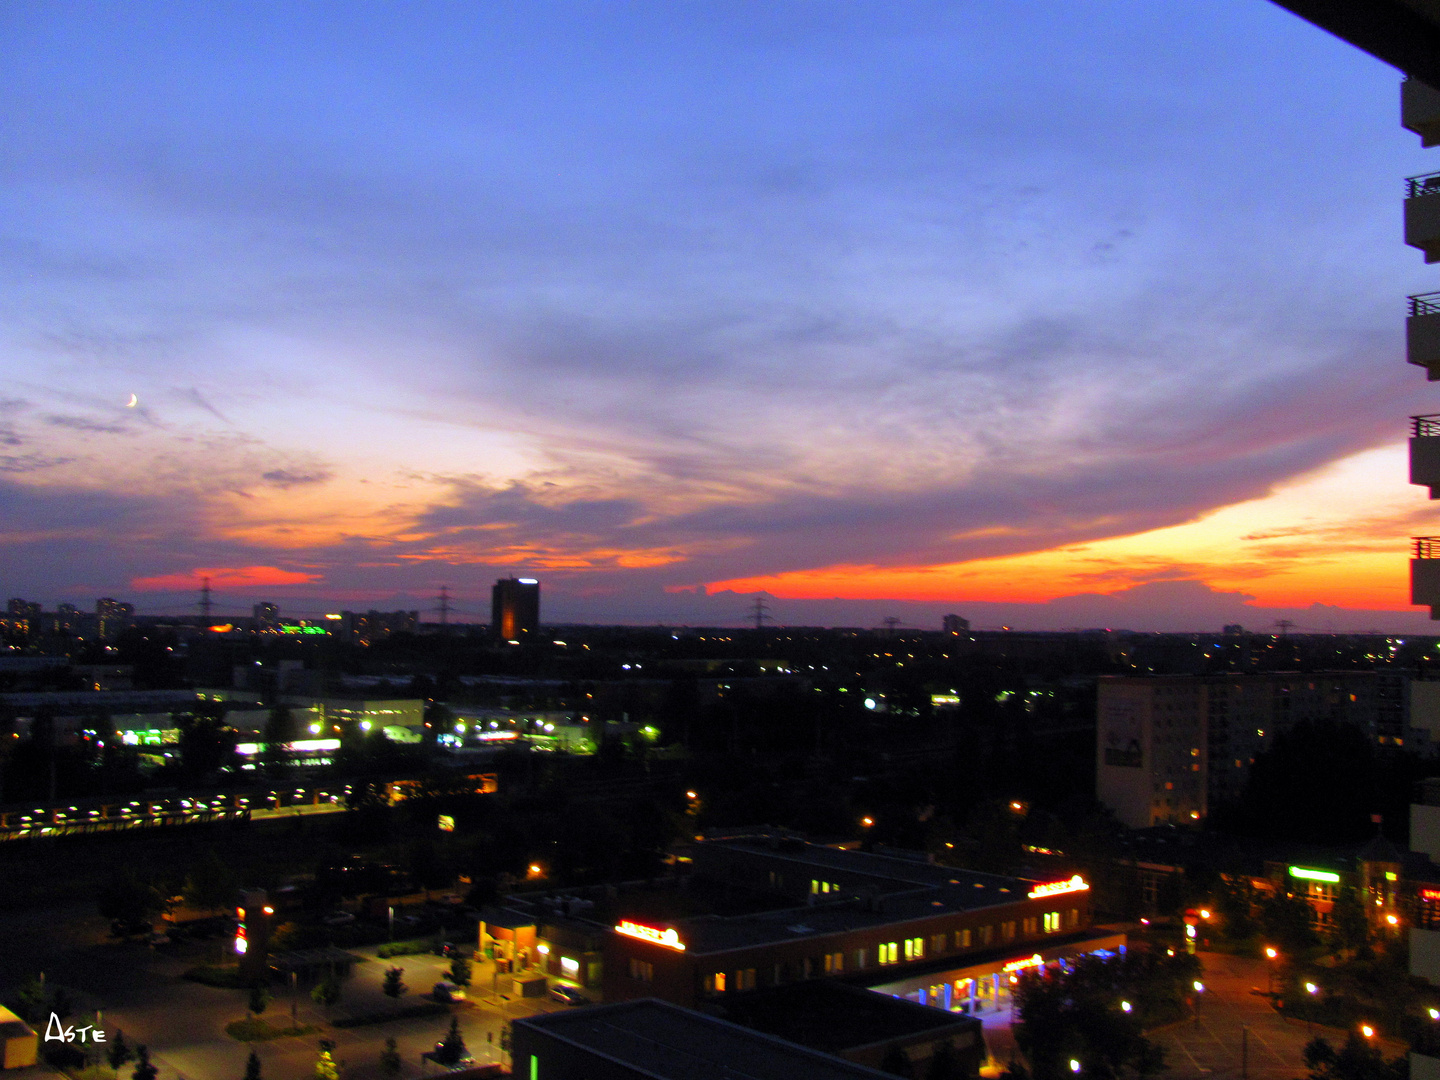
131, 566, 323, 591
707, 445, 1430, 613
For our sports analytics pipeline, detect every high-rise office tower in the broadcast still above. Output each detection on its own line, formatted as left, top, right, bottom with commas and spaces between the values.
492, 577, 540, 640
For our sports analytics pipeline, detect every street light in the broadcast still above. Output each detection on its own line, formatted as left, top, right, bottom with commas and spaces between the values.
1069, 1061, 1081, 1073
1361, 1025, 1376, 1039
1120, 1001, 1132, 1013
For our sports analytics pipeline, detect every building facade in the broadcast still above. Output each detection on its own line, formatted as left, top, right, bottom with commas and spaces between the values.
1097, 671, 1411, 828
492, 577, 540, 640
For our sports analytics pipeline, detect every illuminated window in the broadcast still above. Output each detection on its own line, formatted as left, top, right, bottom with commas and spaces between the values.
1002, 921, 1017, 941
979, 925, 993, 946
824, 951, 843, 974
713, 972, 727, 992
1044, 912, 1060, 932
880, 942, 899, 965
903, 937, 923, 961
957, 928, 972, 949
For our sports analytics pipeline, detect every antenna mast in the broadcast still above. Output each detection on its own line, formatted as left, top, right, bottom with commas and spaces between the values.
199, 576, 213, 622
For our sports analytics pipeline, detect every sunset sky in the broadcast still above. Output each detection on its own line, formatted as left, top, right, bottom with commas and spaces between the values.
4, 0, 1440, 631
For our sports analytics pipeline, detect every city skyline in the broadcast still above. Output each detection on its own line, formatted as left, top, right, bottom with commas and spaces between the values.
4, 1, 1439, 631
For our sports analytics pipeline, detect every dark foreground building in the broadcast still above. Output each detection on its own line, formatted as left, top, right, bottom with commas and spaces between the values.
512, 998, 908, 1080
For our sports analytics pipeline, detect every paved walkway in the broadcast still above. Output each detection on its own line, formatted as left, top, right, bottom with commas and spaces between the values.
1148, 952, 1405, 1080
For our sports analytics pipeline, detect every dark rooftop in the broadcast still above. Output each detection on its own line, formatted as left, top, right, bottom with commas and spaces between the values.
516, 998, 896, 1080
709, 981, 981, 1056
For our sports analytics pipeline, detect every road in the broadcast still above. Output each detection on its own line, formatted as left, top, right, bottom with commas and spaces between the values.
0, 904, 567, 1080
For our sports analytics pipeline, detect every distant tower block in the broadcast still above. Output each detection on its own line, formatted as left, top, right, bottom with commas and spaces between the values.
942, 614, 969, 634
492, 577, 540, 639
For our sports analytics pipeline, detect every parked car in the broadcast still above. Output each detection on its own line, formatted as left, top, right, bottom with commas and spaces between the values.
321, 911, 356, 926
146, 931, 172, 948
435, 941, 467, 958
432, 982, 466, 1002
548, 984, 589, 1006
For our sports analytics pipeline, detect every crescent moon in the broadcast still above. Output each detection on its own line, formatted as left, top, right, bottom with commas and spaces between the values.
126, 394, 138, 408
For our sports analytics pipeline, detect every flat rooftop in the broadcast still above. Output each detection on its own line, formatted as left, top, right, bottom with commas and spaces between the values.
516, 998, 895, 1080
710, 981, 980, 1055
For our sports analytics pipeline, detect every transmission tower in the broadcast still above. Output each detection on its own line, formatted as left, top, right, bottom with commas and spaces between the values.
882, 616, 902, 636
750, 594, 771, 630
199, 576, 213, 622
435, 585, 451, 632
1274, 619, 1294, 637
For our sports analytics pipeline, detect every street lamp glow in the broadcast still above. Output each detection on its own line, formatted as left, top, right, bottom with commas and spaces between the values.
1069, 1061, 1080, 1073
861, 816, 874, 827
1387, 914, 1399, 926
1265, 947, 1278, 959
1120, 1001, 1132, 1013
1193, 981, 1204, 993
1306, 983, 1319, 995
1361, 1026, 1375, 1039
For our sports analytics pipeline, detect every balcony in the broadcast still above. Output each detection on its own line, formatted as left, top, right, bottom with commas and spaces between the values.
1411, 293, 1440, 379
1415, 538, 1440, 617
1403, 78, 1440, 148
1413, 416, 1440, 496
1406, 172, 1440, 262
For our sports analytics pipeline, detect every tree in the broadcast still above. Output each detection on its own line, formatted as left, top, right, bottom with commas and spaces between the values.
447, 956, 471, 988
107, 1031, 134, 1072
133, 1046, 157, 1080
244, 1050, 263, 1080
434, 1017, 468, 1067
383, 967, 407, 999
184, 853, 239, 914
1304, 1034, 1408, 1080
379, 1038, 401, 1077
1329, 889, 1371, 956
1260, 888, 1319, 954
311, 978, 341, 1012
248, 984, 270, 1017
97, 868, 163, 927
314, 1041, 339, 1080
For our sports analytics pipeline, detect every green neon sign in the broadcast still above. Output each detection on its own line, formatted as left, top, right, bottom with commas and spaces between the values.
1289, 866, 1340, 884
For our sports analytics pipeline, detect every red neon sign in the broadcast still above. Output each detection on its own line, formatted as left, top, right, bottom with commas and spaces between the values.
1027, 875, 1090, 900
615, 921, 686, 951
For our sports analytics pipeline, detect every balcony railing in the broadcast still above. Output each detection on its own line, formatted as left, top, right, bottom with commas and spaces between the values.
1415, 415, 1440, 437
1412, 292, 1440, 318
1416, 537, 1440, 559
1408, 171, 1440, 199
